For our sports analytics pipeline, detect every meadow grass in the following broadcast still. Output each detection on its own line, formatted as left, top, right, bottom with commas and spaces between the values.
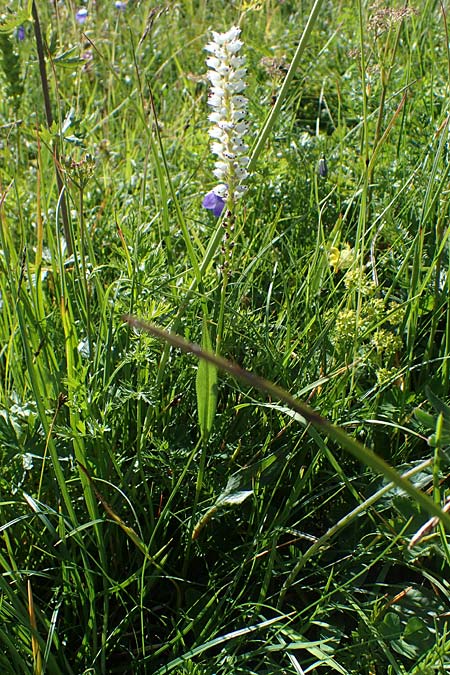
1, 0, 450, 673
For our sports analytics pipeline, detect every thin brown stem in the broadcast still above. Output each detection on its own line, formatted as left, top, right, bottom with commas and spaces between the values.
32, 1, 72, 255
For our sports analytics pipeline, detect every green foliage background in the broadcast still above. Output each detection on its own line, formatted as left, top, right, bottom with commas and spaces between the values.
1, 0, 450, 673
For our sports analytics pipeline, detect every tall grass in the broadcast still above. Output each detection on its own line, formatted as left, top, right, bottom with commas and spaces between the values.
1, 1, 450, 673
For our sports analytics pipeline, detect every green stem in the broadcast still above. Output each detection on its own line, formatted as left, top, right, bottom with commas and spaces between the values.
182, 437, 204, 579
216, 205, 234, 355
79, 186, 93, 366
248, 0, 325, 172
278, 457, 433, 606
216, 268, 228, 357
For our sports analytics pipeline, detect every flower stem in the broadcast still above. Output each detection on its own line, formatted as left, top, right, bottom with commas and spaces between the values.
32, 1, 72, 255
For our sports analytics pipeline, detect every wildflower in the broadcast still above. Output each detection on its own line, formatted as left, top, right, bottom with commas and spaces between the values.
259, 55, 289, 80
343, 268, 363, 290
329, 243, 355, 272
203, 26, 250, 215
76, 8, 88, 24
362, 298, 385, 322
371, 329, 402, 357
343, 269, 375, 295
115, 1, 127, 9
77, 338, 90, 358
387, 301, 405, 326
358, 297, 385, 331
16, 26, 25, 41
368, 4, 417, 39
64, 153, 96, 188
376, 367, 398, 386
334, 308, 358, 343
202, 190, 225, 216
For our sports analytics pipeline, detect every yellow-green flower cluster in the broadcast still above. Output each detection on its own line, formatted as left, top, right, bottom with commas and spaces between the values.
376, 367, 399, 386
371, 329, 402, 357
334, 308, 358, 343
326, 241, 405, 385
331, 300, 404, 371
343, 268, 376, 295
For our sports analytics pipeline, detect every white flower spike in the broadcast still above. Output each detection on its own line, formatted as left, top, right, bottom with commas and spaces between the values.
202, 26, 249, 216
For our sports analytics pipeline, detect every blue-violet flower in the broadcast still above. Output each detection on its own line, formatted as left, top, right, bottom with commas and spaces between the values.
202, 190, 225, 216
76, 8, 88, 24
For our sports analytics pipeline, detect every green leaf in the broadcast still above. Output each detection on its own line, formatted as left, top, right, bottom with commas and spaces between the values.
404, 617, 430, 642
379, 613, 433, 660
219, 490, 253, 506
379, 612, 401, 640
216, 477, 253, 507
416, 388, 450, 447
54, 47, 86, 67
426, 387, 450, 420
414, 408, 436, 431
195, 315, 217, 441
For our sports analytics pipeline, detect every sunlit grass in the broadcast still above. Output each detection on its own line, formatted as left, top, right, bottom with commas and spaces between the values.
1, 0, 450, 673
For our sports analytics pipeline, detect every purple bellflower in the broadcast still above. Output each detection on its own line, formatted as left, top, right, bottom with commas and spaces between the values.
202, 190, 225, 217
76, 8, 88, 24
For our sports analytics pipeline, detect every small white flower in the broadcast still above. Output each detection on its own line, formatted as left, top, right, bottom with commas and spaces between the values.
211, 142, 225, 156
214, 184, 228, 197
77, 337, 90, 358
234, 166, 248, 180
209, 127, 226, 140
214, 26, 241, 43
208, 94, 223, 108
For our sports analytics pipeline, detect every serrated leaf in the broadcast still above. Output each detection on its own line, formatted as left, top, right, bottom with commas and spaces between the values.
195, 316, 217, 440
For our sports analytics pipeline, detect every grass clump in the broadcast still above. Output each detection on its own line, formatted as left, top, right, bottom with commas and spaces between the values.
1, 0, 450, 673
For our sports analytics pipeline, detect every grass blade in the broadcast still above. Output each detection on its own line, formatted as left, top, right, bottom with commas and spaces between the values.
196, 315, 218, 441
123, 315, 450, 531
